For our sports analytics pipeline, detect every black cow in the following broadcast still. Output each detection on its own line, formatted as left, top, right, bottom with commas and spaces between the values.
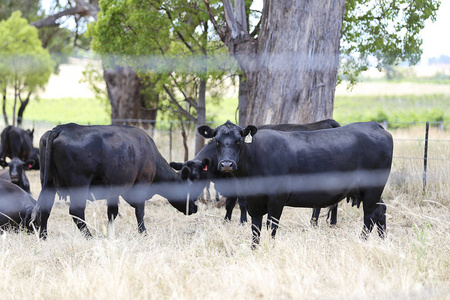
172, 119, 341, 224
29, 147, 40, 170
33, 123, 198, 239
0, 179, 37, 232
198, 121, 393, 248
0, 157, 35, 194
0, 126, 34, 162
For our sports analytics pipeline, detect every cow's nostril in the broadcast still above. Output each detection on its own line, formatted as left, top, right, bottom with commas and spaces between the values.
220, 161, 234, 171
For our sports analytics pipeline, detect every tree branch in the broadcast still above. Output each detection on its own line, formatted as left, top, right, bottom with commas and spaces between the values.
163, 85, 197, 122
222, 0, 239, 39
250, 18, 261, 38
31, 1, 99, 28
202, 0, 226, 43
235, 0, 247, 34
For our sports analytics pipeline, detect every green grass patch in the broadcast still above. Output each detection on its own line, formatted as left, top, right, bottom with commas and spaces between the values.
6, 97, 111, 125
334, 94, 449, 128
205, 97, 239, 125
4, 92, 449, 130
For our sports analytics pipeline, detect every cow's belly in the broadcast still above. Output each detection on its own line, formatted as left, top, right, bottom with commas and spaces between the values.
87, 184, 133, 200
285, 191, 347, 208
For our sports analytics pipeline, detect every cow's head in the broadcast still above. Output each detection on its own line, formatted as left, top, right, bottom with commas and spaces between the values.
198, 120, 257, 172
164, 166, 198, 215
171, 158, 211, 200
6, 157, 34, 183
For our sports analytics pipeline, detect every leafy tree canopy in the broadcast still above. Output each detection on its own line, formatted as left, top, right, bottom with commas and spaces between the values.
89, 0, 234, 117
341, 0, 441, 85
0, 11, 55, 101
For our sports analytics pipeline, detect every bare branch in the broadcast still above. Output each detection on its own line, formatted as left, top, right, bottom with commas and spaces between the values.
202, 0, 226, 43
168, 74, 198, 109
250, 18, 261, 38
31, 7, 81, 28
222, 0, 239, 39
163, 85, 197, 122
235, 0, 247, 34
31, 0, 99, 28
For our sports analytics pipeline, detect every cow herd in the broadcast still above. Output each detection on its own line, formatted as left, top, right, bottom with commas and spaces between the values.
0, 120, 393, 248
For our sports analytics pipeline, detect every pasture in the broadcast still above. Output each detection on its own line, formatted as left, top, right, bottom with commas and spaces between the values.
1, 72, 450, 299
0, 123, 449, 299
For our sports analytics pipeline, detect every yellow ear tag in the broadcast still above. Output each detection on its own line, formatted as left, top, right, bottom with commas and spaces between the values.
245, 134, 253, 143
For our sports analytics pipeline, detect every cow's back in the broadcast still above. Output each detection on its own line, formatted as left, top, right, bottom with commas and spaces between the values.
244, 121, 393, 176
41, 124, 159, 191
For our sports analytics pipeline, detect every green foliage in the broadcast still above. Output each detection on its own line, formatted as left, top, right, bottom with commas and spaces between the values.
88, 0, 232, 121
0, 11, 55, 95
0, 0, 41, 22
339, 0, 441, 86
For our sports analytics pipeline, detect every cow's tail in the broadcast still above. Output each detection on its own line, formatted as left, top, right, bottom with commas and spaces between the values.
32, 127, 62, 222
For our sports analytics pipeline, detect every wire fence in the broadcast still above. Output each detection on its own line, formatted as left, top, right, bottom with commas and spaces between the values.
3, 119, 450, 193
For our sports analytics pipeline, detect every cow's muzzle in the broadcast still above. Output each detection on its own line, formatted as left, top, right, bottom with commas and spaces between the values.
10, 175, 19, 183
219, 160, 236, 172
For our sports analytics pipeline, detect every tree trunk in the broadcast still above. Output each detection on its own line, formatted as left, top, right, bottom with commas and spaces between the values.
194, 78, 206, 155
103, 65, 157, 128
2, 90, 8, 126
17, 92, 31, 127
213, 0, 345, 125
13, 74, 18, 127
246, 0, 345, 125
238, 74, 247, 126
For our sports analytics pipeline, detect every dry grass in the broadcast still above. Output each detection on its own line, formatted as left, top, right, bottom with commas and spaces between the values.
1, 127, 449, 300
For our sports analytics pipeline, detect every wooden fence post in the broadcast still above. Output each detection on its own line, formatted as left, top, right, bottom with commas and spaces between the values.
169, 122, 173, 162
423, 122, 429, 193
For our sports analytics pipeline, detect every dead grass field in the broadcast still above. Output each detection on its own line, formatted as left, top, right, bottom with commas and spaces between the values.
1, 126, 449, 299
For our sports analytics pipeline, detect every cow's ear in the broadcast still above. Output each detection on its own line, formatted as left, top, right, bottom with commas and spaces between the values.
0, 159, 8, 168
242, 125, 258, 137
24, 159, 35, 170
198, 125, 215, 138
201, 158, 211, 171
170, 162, 184, 171
181, 166, 190, 181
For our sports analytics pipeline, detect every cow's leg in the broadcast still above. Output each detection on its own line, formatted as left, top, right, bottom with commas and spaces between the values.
69, 187, 92, 238
251, 215, 263, 249
268, 202, 284, 239
238, 197, 247, 223
107, 197, 120, 224
266, 213, 272, 230
310, 208, 321, 227
122, 186, 147, 234
106, 197, 119, 237
131, 201, 146, 234
328, 204, 338, 226
215, 191, 220, 202
35, 187, 57, 240
224, 196, 237, 221
375, 199, 387, 239
361, 191, 386, 240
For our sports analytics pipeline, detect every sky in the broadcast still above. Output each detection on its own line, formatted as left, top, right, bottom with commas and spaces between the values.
419, 0, 450, 63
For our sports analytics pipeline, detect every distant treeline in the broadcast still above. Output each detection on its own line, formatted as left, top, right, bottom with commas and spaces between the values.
428, 55, 450, 65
